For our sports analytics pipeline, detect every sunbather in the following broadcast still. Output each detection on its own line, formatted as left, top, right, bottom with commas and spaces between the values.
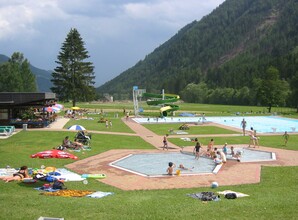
0, 166, 30, 183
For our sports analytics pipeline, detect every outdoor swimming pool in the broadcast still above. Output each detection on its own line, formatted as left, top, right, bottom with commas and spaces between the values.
133, 116, 298, 133
110, 149, 275, 177
110, 152, 221, 177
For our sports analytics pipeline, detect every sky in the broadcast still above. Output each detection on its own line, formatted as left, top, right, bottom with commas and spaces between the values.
0, 0, 225, 86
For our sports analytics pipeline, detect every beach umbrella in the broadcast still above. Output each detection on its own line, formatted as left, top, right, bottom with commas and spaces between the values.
54, 103, 64, 109
44, 107, 60, 112
68, 125, 86, 131
71, 106, 80, 110
30, 149, 78, 160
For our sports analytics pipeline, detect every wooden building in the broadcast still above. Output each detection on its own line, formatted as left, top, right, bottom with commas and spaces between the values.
0, 92, 57, 127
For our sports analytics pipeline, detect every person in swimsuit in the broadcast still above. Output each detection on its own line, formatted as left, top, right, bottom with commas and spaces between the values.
163, 134, 169, 150
167, 162, 176, 175
193, 138, 202, 159
0, 166, 30, 182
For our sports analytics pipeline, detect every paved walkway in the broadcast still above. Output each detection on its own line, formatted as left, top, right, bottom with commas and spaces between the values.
64, 116, 298, 191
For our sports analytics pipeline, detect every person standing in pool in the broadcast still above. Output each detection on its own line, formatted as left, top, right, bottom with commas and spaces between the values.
283, 131, 289, 146
206, 139, 214, 157
241, 118, 247, 136
193, 138, 202, 159
222, 143, 228, 155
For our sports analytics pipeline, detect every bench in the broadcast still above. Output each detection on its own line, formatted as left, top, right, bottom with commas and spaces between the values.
0, 128, 9, 136
0, 126, 15, 136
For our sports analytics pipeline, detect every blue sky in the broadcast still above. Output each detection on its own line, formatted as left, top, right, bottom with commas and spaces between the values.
0, 0, 225, 86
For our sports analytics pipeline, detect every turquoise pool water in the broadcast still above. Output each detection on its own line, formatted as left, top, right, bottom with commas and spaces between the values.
110, 152, 219, 177
133, 116, 298, 133
110, 149, 275, 177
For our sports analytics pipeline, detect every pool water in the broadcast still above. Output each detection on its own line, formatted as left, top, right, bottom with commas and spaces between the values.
226, 148, 276, 162
110, 152, 219, 177
133, 116, 298, 133
110, 149, 275, 177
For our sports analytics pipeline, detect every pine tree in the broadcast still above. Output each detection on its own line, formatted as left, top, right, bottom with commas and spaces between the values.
51, 28, 95, 106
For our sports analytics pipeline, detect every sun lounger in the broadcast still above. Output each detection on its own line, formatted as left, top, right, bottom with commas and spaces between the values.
0, 128, 9, 136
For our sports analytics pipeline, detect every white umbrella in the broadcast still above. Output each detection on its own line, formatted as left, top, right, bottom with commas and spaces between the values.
68, 125, 86, 131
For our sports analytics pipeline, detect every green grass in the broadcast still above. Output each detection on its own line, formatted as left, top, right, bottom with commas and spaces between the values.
1, 102, 298, 219
63, 113, 135, 133
169, 134, 298, 150
61, 101, 298, 118
143, 123, 239, 135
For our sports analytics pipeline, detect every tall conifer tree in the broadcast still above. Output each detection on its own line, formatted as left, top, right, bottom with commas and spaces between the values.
51, 28, 95, 106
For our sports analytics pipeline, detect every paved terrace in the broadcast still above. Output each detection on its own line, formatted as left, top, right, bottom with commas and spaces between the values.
63, 117, 298, 191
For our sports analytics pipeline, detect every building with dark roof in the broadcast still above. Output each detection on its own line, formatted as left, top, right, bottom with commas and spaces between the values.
0, 92, 57, 127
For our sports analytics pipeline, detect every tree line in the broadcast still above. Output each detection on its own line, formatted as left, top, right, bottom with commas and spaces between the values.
0, 52, 37, 92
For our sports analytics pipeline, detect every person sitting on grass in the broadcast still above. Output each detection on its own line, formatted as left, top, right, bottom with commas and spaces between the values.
62, 136, 72, 148
71, 139, 84, 150
0, 166, 30, 183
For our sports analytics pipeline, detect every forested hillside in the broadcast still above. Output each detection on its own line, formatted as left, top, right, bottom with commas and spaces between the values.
97, 0, 298, 109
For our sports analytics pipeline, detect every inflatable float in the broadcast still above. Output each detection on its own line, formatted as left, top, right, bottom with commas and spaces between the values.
81, 174, 106, 179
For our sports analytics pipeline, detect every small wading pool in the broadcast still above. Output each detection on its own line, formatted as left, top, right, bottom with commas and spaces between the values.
110, 149, 276, 177
110, 152, 221, 177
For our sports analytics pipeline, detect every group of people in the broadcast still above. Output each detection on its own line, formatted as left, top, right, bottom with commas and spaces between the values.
192, 138, 229, 163
61, 135, 84, 150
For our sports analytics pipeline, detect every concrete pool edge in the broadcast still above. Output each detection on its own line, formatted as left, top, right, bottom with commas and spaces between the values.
65, 147, 298, 191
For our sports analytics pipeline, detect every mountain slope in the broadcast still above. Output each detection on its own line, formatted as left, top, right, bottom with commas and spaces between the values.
97, 0, 298, 100
0, 54, 52, 92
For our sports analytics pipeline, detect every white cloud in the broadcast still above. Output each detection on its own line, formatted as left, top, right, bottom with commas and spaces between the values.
0, 0, 225, 86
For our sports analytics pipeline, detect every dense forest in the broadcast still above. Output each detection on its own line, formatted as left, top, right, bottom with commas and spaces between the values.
97, 0, 298, 110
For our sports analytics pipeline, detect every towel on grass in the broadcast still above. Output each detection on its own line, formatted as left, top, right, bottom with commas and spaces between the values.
39, 189, 113, 198
217, 190, 249, 198
34, 187, 60, 192
187, 192, 220, 201
86, 191, 114, 198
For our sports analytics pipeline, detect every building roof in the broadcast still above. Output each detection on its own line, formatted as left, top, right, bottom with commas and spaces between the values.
0, 92, 57, 107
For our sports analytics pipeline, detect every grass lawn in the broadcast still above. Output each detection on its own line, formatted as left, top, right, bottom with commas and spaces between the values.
169, 134, 298, 151
143, 123, 239, 135
63, 113, 135, 133
1, 102, 298, 219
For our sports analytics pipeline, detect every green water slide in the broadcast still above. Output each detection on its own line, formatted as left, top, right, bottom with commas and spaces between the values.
143, 93, 180, 116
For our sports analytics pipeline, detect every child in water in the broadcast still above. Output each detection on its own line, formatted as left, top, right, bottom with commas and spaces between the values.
167, 162, 176, 175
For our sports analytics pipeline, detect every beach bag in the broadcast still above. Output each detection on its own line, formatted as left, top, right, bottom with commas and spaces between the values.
57, 145, 65, 150
52, 180, 66, 190
34, 173, 47, 181
225, 193, 237, 199
200, 192, 218, 201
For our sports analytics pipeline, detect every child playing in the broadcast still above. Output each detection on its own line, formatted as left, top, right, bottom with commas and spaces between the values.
213, 155, 222, 165
167, 162, 176, 175
283, 131, 289, 146
222, 143, 228, 155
